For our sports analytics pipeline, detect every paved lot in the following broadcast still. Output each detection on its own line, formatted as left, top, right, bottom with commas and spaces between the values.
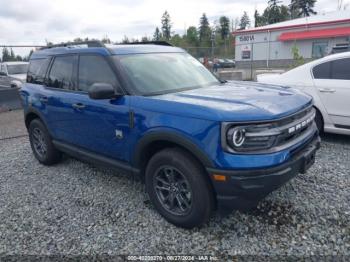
0, 89, 22, 111
0, 110, 349, 258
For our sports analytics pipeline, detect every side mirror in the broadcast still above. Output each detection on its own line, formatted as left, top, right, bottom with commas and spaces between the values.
88, 83, 120, 100
0, 71, 7, 76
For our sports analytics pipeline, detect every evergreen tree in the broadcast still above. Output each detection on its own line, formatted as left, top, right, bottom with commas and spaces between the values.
239, 11, 250, 30
219, 16, 230, 40
101, 36, 111, 44
254, 10, 266, 27
280, 5, 290, 20
153, 27, 162, 41
10, 48, 16, 61
261, 2, 290, 25
268, 0, 282, 9
161, 11, 172, 40
268, 0, 283, 24
122, 35, 130, 43
254, 10, 259, 27
300, 0, 317, 16
198, 13, 211, 43
73, 37, 84, 42
1, 48, 24, 62
291, 0, 317, 17
186, 26, 199, 46
2, 47, 10, 62
141, 36, 150, 42
169, 34, 183, 46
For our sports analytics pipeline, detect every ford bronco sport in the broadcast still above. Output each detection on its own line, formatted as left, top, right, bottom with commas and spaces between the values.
20, 41, 320, 228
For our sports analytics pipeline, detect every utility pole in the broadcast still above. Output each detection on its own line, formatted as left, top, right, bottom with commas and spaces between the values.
211, 30, 215, 59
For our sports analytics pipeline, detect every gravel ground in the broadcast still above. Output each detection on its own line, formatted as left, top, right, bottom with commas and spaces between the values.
0, 110, 349, 259
0, 110, 27, 139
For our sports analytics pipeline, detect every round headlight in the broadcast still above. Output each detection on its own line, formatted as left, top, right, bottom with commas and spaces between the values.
232, 128, 246, 147
227, 127, 246, 148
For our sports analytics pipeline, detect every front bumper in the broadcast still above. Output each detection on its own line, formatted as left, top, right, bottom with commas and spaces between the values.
207, 135, 321, 211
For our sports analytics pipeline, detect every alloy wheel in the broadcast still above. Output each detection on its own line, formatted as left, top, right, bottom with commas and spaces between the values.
31, 127, 47, 159
153, 165, 193, 216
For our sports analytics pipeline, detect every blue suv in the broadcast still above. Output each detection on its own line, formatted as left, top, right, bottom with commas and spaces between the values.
20, 41, 320, 228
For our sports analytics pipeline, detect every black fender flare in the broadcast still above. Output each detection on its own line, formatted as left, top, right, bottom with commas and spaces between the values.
24, 107, 47, 129
132, 131, 214, 169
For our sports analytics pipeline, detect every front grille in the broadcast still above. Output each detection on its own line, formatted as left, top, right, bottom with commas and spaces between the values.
276, 106, 313, 127
222, 105, 317, 154
265, 106, 316, 152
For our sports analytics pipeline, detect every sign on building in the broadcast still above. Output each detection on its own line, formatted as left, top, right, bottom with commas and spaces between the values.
241, 45, 251, 59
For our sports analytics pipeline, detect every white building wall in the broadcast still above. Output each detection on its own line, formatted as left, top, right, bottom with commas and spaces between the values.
235, 22, 350, 68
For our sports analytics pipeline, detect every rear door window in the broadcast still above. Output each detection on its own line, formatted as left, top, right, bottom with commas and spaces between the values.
313, 61, 331, 79
331, 58, 350, 80
47, 55, 77, 90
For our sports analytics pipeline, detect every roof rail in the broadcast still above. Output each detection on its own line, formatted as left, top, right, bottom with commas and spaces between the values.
123, 41, 173, 46
41, 40, 106, 50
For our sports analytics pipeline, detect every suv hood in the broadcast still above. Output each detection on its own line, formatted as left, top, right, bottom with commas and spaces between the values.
9, 74, 26, 82
136, 81, 312, 122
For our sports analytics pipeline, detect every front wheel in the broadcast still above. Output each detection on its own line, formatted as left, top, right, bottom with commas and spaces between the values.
315, 109, 324, 134
145, 148, 215, 229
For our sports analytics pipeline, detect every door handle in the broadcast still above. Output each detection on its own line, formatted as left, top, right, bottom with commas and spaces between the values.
72, 103, 86, 109
39, 96, 48, 103
318, 88, 336, 93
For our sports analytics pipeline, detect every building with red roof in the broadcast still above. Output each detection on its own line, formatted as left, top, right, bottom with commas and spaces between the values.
233, 11, 350, 69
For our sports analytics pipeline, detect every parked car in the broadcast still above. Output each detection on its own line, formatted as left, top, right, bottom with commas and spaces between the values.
223, 59, 236, 68
20, 41, 320, 228
216, 58, 235, 68
0, 61, 28, 89
257, 52, 350, 136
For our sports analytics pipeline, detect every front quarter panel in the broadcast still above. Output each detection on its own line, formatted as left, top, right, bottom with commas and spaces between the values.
129, 96, 318, 170
129, 96, 220, 167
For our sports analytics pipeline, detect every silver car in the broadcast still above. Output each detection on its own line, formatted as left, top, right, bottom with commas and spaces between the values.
0, 61, 28, 89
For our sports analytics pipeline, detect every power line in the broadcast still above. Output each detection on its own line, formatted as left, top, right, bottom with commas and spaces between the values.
0, 45, 44, 48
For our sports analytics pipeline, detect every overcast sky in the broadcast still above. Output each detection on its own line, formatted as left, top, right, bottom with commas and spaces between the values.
0, 0, 348, 56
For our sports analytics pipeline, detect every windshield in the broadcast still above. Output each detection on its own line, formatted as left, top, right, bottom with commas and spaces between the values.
117, 53, 219, 95
7, 64, 28, 75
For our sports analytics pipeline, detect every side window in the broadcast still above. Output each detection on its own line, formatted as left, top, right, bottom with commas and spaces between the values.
313, 62, 331, 79
78, 55, 118, 92
331, 58, 350, 80
27, 58, 50, 84
47, 56, 76, 90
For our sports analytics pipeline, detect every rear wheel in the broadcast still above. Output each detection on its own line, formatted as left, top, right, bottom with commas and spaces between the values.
29, 119, 61, 165
145, 148, 215, 228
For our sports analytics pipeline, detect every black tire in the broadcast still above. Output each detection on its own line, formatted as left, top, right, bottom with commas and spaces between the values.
315, 109, 324, 134
145, 148, 215, 229
28, 119, 61, 165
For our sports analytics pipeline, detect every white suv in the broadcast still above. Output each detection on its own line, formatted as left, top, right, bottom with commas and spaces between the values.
0, 61, 28, 89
